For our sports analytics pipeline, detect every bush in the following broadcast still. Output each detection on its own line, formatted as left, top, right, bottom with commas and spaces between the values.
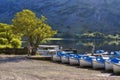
0, 38, 8, 45
0, 32, 6, 38
10, 39, 21, 48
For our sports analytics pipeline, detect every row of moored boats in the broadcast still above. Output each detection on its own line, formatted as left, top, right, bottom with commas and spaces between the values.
52, 50, 120, 74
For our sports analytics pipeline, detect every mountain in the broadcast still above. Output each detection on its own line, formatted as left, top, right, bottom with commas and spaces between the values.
0, 0, 120, 34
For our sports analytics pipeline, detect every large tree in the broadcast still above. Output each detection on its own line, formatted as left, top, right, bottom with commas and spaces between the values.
12, 9, 57, 55
0, 23, 21, 48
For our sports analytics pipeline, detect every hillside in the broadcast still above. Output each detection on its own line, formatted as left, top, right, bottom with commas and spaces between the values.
0, 0, 120, 34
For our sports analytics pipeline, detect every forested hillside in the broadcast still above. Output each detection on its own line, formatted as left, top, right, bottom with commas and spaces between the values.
0, 0, 120, 34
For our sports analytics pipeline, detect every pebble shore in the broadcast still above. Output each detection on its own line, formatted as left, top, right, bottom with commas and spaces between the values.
0, 55, 120, 80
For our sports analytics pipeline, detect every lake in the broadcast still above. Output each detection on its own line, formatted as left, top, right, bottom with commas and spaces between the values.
43, 39, 120, 54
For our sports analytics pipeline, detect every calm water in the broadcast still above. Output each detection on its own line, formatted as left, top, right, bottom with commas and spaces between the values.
44, 39, 120, 54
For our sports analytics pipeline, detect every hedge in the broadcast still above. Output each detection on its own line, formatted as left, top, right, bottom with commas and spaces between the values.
0, 47, 28, 55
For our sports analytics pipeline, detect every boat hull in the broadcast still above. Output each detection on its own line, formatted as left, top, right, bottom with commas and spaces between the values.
61, 56, 69, 63
105, 61, 113, 71
113, 64, 120, 74
52, 55, 61, 61
69, 58, 79, 65
92, 60, 104, 69
79, 59, 92, 67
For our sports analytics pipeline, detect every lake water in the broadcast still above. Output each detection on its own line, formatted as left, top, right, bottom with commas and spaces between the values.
44, 39, 120, 54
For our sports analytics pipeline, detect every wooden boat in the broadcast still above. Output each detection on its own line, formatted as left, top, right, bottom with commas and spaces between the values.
111, 58, 120, 74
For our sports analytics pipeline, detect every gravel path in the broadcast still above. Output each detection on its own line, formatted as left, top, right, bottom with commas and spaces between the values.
0, 55, 120, 80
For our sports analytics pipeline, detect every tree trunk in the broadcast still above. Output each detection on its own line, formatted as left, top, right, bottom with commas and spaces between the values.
31, 46, 38, 55
91, 45, 95, 56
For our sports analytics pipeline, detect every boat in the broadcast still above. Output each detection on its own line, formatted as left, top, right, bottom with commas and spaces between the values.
92, 57, 109, 69
105, 58, 113, 71
69, 54, 82, 65
79, 56, 94, 67
105, 51, 120, 71
109, 51, 120, 58
111, 58, 120, 74
94, 50, 108, 56
52, 51, 66, 61
37, 45, 59, 56
61, 53, 74, 63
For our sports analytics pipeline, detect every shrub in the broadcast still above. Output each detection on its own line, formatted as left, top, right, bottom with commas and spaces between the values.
10, 39, 21, 48
0, 38, 8, 45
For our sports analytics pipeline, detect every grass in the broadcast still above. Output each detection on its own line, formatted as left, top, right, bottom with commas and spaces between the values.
45, 38, 63, 40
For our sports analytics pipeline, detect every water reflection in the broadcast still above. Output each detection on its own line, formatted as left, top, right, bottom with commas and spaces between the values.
44, 40, 120, 54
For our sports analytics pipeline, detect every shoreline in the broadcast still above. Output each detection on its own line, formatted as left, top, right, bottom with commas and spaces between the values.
0, 55, 120, 80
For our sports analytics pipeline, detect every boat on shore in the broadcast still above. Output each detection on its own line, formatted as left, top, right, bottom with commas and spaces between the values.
105, 51, 120, 71
52, 51, 66, 62
111, 58, 120, 74
92, 57, 109, 69
69, 54, 83, 65
37, 45, 59, 56
61, 53, 74, 63
79, 56, 94, 67
105, 59, 113, 71
52, 48, 77, 62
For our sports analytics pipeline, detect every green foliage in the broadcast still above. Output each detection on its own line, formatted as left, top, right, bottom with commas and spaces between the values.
106, 34, 120, 39
10, 39, 21, 48
0, 32, 6, 38
0, 23, 21, 48
12, 9, 37, 36
81, 32, 94, 39
0, 38, 8, 45
93, 32, 105, 38
81, 32, 105, 39
12, 9, 57, 54
80, 31, 120, 40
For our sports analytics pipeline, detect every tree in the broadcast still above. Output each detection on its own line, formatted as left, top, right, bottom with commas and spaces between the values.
12, 9, 57, 55
93, 32, 105, 39
0, 23, 21, 48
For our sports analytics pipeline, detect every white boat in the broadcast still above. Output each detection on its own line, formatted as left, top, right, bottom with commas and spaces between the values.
69, 54, 81, 65
61, 53, 74, 63
92, 57, 105, 69
52, 51, 66, 62
113, 63, 120, 74
111, 58, 120, 74
104, 57, 115, 71
52, 54, 61, 61
94, 50, 109, 55
79, 56, 94, 67
37, 45, 59, 56
105, 60, 113, 71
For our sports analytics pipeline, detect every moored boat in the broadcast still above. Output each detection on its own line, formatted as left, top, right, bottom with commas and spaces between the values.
52, 51, 66, 61
92, 57, 107, 69
105, 51, 120, 71
105, 59, 113, 71
80, 56, 94, 67
111, 58, 120, 74
61, 53, 74, 63
69, 54, 82, 65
